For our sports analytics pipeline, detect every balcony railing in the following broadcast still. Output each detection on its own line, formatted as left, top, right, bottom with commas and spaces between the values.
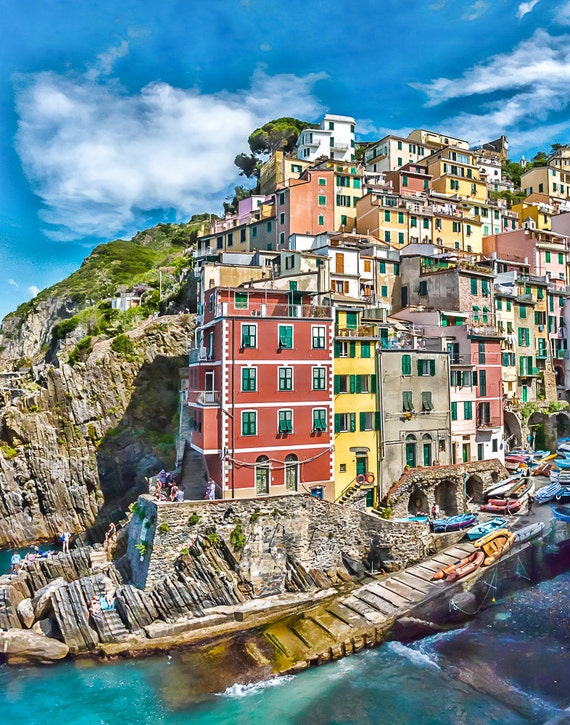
335, 325, 378, 338
188, 347, 213, 363
187, 389, 220, 405
214, 302, 333, 320
476, 416, 502, 429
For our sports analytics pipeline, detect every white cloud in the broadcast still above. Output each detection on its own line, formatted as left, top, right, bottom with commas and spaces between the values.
260, 43, 272, 52
14, 65, 325, 241
27, 285, 40, 297
8, 279, 18, 287
517, 0, 540, 19
462, 1, 489, 21
85, 41, 130, 81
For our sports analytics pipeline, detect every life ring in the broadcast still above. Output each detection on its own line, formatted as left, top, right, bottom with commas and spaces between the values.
356, 474, 366, 485
366, 473, 375, 484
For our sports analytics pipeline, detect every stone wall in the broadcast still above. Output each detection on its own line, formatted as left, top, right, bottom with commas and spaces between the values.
127, 494, 445, 594
386, 460, 508, 518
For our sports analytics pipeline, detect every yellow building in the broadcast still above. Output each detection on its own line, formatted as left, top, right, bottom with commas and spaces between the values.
259, 151, 311, 195
511, 201, 553, 231
333, 308, 381, 506
521, 165, 570, 204
424, 148, 487, 202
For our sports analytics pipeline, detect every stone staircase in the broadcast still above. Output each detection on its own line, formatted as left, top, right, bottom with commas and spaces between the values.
178, 441, 209, 500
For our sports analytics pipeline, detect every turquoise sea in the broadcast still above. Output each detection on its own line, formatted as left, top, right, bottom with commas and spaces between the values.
1, 571, 569, 725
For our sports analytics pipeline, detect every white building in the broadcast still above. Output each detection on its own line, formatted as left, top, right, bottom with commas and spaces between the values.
296, 114, 356, 163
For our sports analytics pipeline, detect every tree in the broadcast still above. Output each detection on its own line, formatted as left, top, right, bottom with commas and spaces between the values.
234, 153, 259, 179
223, 185, 258, 215
532, 151, 548, 167
501, 159, 524, 189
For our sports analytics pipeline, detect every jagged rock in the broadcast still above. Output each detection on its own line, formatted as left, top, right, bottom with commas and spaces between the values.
0, 584, 24, 629
17, 598, 35, 628
32, 577, 67, 619
32, 617, 56, 638
389, 616, 446, 641
341, 553, 366, 577
0, 316, 191, 548
0, 628, 69, 664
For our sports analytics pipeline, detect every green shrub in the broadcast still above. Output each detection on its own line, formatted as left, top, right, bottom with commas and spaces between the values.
179, 547, 190, 556
135, 542, 148, 556
158, 522, 171, 534
68, 336, 93, 366
52, 317, 79, 340
206, 532, 219, 545
188, 513, 200, 526
0, 443, 18, 460
230, 524, 246, 550
111, 333, 135, 358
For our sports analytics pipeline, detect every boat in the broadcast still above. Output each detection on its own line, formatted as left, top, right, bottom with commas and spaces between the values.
429, 512, 478, 533
513, 520, 545, 544
554, 487, 570, 503
473, 528, 515, 565
507, 477, 535, 500
393, 515, 429, 523
483, 474, 522, 500
432, 549, 485, 581
535, 482, 563, 503
466, 517, 507, 541
552, 505, 570, 523
480, 498, 522, 514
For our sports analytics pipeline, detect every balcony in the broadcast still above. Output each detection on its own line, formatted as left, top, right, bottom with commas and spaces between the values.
536, 349, 549, 359
188, 347, 213, 363
187, 389, 220, 406
467, 324, 502, 338
331, 141, 349, 151
335, 325, 378, 338
215, 302, 333, 320
476, 416, 501, 429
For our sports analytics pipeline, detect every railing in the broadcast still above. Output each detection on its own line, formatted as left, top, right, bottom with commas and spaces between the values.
186, 389, 221, 405
420, 259, 490, 276
188, 348, 213, 363
476, 416, 502, 428
336, 325, 378, 338
214, 302, 333, 320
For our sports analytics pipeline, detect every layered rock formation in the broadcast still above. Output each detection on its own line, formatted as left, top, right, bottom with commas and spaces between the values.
0, 315, 191, 547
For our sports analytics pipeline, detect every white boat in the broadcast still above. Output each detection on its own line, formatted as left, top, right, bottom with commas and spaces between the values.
483, 474, 522, 500
513, 521, 545, 544
535, 482, 563, 504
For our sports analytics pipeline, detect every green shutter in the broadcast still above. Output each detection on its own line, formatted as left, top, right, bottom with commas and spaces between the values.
375, 411, 381, 430
350, 375, 356, 393
417, 359, 422, 375
430, 360, 436, 376
451, 402, 457, 421
350, 413, 356, 432
355, 375, 362, 393
359, 412, 366, 431
349, 341, 356, 358
334, 376, 340, 394
371, 375, 377, 393
402, 354, 411, 375
334, 341, 341, 357
518, 328, 523, 346
334, 414, 341, 433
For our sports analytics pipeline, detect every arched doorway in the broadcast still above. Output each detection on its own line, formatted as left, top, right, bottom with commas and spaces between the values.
408, 488, 428, 515
556, 412, 570, 439
465, 474, 483, 504
527, 412, 547, 450
255, 455, 270, 495
422, 434, 433, 467
435, 479, 458, 516
284, 454, 299, 491
504, 411, 522, 451
405, 434, 417, 468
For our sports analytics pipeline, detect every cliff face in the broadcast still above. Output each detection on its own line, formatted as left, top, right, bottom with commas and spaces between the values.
0, 315, 191, 548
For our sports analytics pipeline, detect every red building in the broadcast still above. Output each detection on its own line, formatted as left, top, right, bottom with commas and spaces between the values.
470, 331, 504, 460
187, 287, 334, 498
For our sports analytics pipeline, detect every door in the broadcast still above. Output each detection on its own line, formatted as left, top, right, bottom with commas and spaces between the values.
356, 457, 367, 480
462, 444, 469, 463
205, 371, 215, 403
255, 456, 270, 495
405, 439, 416, 468
423, 443, 432, 467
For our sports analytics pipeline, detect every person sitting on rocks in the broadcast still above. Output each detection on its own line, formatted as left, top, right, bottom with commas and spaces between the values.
158, 469, 168, 485
169, 484, 179, 501
89, 596, 101, 616
10, 551, 21, 574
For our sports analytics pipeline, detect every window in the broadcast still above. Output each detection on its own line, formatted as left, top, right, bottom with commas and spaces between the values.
402, 390, 414, 411
402, 354, 412, 375
417, 359, 436, 376
385, 210, 391, 222
381, 285, 388, 297
464, 401, 473, 420
251, 227, 257, 238
318, 177, 327, 185
240, 229, 246, 243
479, 370, 487, 396
337, 176, 350, 187
241, 324, 257, 348
423, 218, 429, 229
336, 194, 351, 206
334, 412, 356, 433
228, 232, 233, 246
411, 216, 417, 227
318, 195, 327, 206
235, 292, 248, 309
481, 280, 489, 296
559, 253, 564, 264
398, 232, 405, 244
385, 230, 391, 243
361, 341, 371, 358
398, 212, 404, 224
519, 327, 530, 346
279, 213, 285, 224
451, 402, 458, 421
313, 409, 327, 431
241, 367, 256, 391
255, 455, 269, 494
471, 278, 478, 295
266, 222, 272, 233
278, 410, 293, 433
242, 411, 257, 436
278, 325, 293, 349
312, 326, 326, 349
312, 367, 326, 390
334, 375, 349, 393
335, 341, 349, 358
546, 251, 551, 263
285, 454, 299, 491
419, 280, 428, 296
359, 411, 379, 431
422, 391, 434, 411
278, 367, 293, 391
519, 305, 527, 319
403, 175, 409, 187
478, 342, 486, 364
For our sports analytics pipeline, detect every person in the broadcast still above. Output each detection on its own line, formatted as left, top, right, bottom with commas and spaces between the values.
174, 488, 185, 502
10, 551, 21, 574
89, 596, 101, 616
430, 503, 437, 519
527, 494, 535, 515
169, 484, 179, 501
61, 530, 71, 553
158, 469, 168, 485
205, 480, 216, 500
104, 523, 117, 548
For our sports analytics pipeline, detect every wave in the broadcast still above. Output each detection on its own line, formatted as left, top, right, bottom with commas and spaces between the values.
219, 675, 295, 698
386, 641, 441, 670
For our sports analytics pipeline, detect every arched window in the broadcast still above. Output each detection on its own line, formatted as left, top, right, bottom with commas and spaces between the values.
422, 433, 432, 466
285, 454, 299, 491
255, 455, 270, 495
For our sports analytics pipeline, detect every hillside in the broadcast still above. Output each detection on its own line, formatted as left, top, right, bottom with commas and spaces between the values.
0, 220, 205, 368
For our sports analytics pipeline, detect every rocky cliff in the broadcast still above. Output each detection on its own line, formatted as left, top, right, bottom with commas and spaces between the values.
0, 315, 191, 548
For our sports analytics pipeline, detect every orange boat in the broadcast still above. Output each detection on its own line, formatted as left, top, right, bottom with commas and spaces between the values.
433, 550, 484, 581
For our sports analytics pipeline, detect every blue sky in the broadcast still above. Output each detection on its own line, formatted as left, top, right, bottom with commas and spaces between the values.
1, 0, 569, 320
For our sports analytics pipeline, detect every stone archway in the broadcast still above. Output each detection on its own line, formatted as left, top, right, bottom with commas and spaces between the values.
407, 488, 428, 515
504, 411, 522, 450
527, 412, 547, 450
465, 474, 484, 504
554, 363, 564, 387
555, 412, 570, 440
435, 479, 458, 516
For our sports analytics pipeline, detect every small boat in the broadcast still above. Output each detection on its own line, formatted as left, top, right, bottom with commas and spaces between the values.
552, 505, 570, 523
554, 487, 570, 503
535, 482, 563, 504
513, 521, 545, 544
393, 515, 429, 523
466, 517, 507, 541
507, 477, 535, 500
430, 513, 478, 533
473, 528, 515, 565
483, 474, 522, 500
480, 498, 522, 514
432, 549, 485, 581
